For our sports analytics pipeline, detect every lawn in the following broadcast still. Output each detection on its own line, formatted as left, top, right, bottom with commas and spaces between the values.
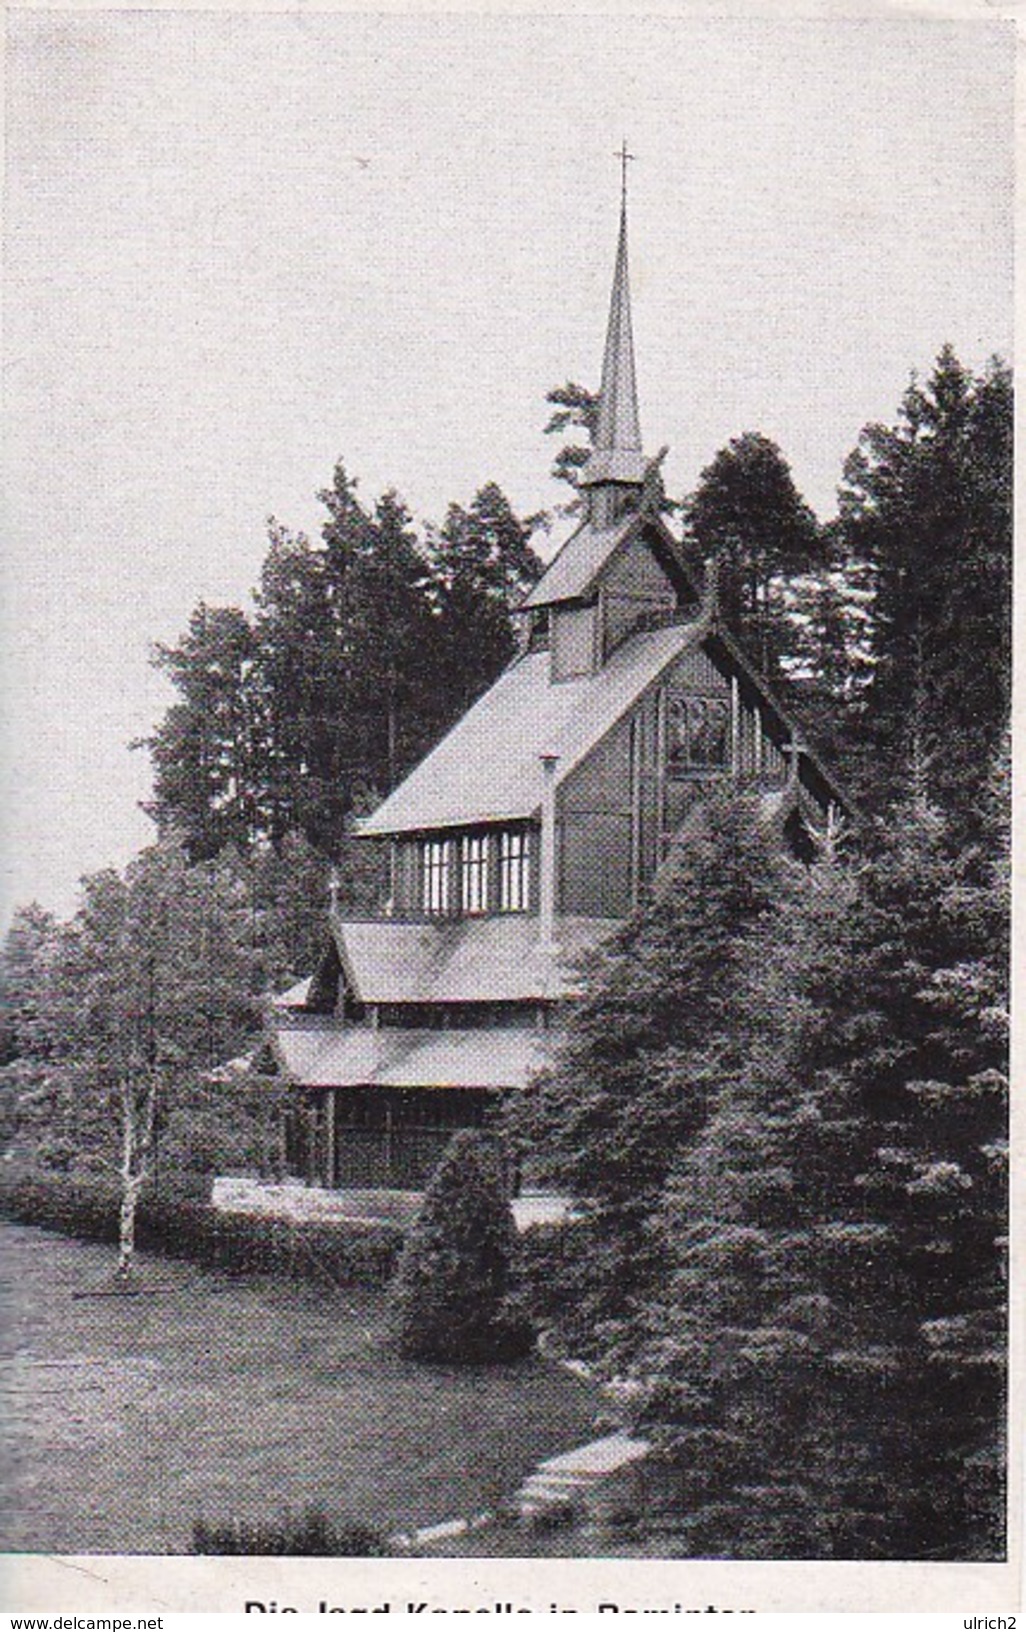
0, 1220, 601, 1555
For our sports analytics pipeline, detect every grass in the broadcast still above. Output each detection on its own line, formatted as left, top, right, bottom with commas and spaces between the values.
0, 1220, 601, 1555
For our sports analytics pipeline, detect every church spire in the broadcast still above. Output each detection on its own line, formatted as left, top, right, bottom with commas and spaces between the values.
579, 146, 646, 497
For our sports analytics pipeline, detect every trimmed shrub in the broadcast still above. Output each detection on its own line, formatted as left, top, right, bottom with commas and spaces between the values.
387, 1130, 534, 1364
0, 1170, 402, 1289
191, 1504, 390, 1556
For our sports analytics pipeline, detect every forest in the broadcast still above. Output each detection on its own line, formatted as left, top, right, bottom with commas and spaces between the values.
0, 344, 1011, 1559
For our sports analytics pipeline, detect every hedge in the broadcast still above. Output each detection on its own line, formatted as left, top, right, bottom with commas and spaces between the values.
191, 1505, 391, 1556
0, 1170, 403, 1289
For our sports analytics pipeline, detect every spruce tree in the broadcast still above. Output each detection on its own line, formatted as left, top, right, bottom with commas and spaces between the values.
387, 1130, 533, 1364
631, 786, 1008, 1560
511, 793, 793, 1363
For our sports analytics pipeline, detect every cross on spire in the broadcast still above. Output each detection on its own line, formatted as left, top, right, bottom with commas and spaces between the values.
615, 139, 636, 206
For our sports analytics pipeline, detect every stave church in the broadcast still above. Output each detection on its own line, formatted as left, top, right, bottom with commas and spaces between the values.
270, 185, 847, 1191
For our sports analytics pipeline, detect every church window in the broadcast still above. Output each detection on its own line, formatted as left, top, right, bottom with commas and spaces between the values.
461, 835, 489, 914
668, 695, 730, 772
499, 830, 530, 912
422, 839, 452, 915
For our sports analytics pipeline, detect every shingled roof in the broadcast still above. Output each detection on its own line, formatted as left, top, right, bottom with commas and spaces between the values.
358, 620, 705, 837
273, 1023, 546, 1091
331, 912, 616, 1004
520, 514, 635, 610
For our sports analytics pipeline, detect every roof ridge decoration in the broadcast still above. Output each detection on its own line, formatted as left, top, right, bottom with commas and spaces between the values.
579, 175, 645, 489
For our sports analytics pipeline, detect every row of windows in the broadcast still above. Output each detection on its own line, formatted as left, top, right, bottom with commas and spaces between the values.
421, 830, 531, 917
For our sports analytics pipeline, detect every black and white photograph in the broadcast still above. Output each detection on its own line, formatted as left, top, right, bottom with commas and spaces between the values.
1, 3, 1016, 1612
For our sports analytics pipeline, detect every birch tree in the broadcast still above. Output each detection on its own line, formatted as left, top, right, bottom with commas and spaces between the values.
50, 840, 262, 1277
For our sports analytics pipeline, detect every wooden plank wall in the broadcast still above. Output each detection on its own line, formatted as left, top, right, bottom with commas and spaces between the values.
601, 543, 676, 656
551, 603, 598, 680
556, 716, 634, 916
555, 643, 796, 917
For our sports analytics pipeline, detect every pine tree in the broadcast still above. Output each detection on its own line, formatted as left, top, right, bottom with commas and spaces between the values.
543, 381, 599, 492
684, 433, 824, 677
839, 349, 1011, 830
253, 520, 340, 850
146, 465, 539, 863
144, 604, 261, 860
429, 484, 544, 715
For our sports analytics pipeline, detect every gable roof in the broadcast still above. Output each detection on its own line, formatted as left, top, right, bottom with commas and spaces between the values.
521, 508, 690, 612
357, 620, 704, 836
521, 514, 634, 610
331, 912, 616, 1004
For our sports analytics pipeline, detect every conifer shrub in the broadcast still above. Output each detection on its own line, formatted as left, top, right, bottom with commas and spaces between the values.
387, 1130, 533, 1364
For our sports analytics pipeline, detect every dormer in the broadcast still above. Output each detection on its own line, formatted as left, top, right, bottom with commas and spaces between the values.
522, 511, 695, 680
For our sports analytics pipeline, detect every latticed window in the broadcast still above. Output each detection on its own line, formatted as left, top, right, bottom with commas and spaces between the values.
499, 830, 530, 912
422, 839, 452, 915
461, 835, 489, 915
669, 695, 730, 771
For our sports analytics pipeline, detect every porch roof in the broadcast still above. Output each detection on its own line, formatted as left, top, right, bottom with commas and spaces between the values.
331, 912, 617, 1004
273, 1023, 546, 1091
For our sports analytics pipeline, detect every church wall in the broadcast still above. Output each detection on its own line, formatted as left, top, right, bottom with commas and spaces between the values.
553, 642, 799, 918
669, 644, 731, 695
600, 539, 677, 657
556, 715, 634, 917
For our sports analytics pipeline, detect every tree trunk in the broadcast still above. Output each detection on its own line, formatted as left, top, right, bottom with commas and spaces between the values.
117, 1174, 145, 1279
116, 1075, 158, 1281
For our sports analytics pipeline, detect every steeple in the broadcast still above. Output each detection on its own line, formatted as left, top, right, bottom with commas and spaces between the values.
579, 154, 646, 504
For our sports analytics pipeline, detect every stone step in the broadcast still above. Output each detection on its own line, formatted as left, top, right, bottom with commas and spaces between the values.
514, 1432, 650, 1520
535, 1432, 649, 1477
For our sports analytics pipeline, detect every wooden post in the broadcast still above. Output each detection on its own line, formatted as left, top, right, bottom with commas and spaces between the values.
730, 674, 740, 781
655, 687, 667, 861
538, 753, 560, 950
324, 1088, 336, 1189
629, 716, 642, 908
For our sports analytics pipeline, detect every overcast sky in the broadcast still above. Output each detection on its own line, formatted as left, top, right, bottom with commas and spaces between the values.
3, 9, 1013, 926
